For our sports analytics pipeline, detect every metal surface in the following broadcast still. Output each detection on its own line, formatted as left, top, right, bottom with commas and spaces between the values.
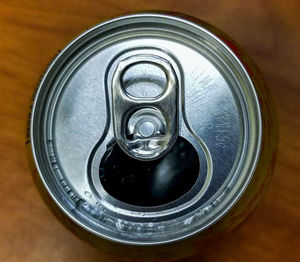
111, 53, 178, 160
30, 13, 262, 245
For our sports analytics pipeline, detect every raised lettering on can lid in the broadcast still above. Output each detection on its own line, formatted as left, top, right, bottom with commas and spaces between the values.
30, 13, 262, 245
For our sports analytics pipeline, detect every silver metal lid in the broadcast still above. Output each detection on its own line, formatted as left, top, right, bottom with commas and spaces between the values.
31, 13, 262, 245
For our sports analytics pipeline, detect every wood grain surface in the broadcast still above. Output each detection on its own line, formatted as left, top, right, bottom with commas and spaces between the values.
0, 0, 299, 261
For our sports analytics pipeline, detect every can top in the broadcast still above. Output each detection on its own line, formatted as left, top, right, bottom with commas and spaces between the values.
31, 13, 262, 245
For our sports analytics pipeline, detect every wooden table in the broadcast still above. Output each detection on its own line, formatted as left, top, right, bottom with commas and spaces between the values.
0, 1, 299, 261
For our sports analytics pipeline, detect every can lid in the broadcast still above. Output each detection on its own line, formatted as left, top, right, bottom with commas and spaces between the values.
31, 13, 262, 245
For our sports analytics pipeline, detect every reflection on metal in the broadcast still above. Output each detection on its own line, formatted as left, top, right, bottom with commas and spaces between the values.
29, 13, 265, 246
111, 54, 178, 160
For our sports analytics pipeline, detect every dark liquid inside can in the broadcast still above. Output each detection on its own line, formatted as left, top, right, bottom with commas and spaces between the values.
100, 136, 200, 206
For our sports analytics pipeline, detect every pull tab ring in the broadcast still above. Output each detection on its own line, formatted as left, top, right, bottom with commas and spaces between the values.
111, 54, 179, 160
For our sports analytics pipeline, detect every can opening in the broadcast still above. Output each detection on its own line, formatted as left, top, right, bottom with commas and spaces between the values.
99, 136, 199, 206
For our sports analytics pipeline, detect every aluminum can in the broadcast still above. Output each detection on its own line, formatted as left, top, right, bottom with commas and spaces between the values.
26, 13, 277, 260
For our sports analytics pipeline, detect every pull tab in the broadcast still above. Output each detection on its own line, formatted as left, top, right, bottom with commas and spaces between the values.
111, 54, 179, 160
